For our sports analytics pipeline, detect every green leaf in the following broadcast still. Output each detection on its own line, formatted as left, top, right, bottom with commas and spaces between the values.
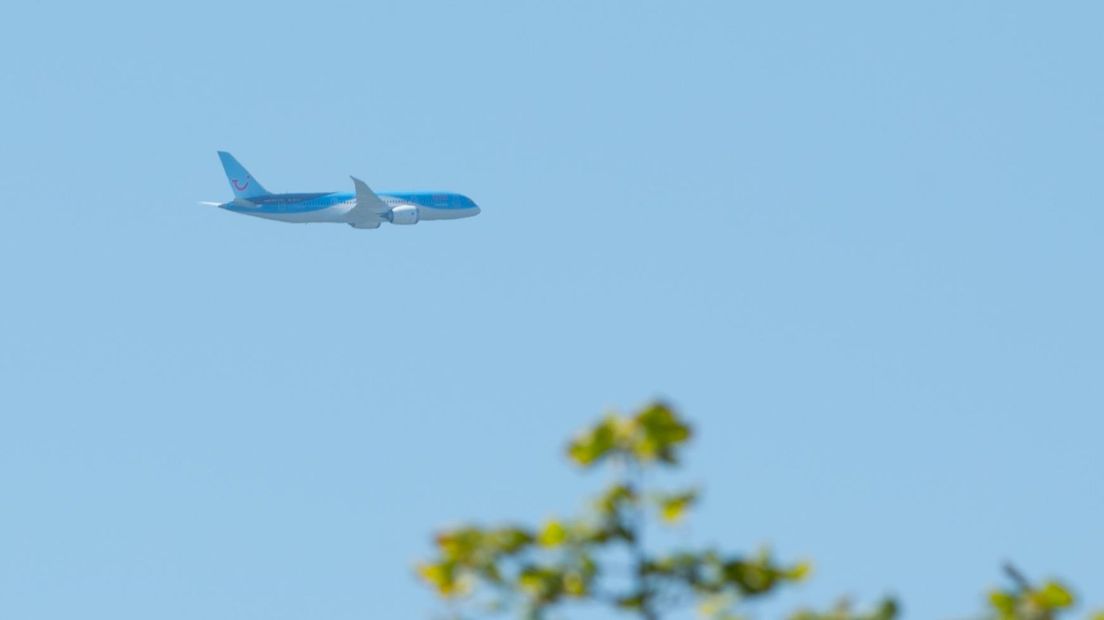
656, 490, 698, 523
417, 560, 465, 597
435, 527, 482, 563
578, 553, 598, 579
567, 416, 622, 466
631, 402, 692, 464
989, 590, 1016, 615
537, 520, 567, 548
723, 560, 775, 595
616, 593, 645, 610
563, 571, 587, 597
1033, 581, 1075, 609
784, 560, 813, 582
489, 526, 534, 554
595, 483, 638, 517
873, 598, 900, 620
517, 565, 565, 603
517, 569, 541, 591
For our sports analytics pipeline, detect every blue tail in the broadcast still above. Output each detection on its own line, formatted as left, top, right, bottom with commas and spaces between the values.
217, 151, 270, 199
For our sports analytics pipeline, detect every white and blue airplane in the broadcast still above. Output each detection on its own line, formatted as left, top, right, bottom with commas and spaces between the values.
203, 151, 480, 229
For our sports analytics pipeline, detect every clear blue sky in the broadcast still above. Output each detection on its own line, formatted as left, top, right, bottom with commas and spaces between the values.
1, 2, 1101, 619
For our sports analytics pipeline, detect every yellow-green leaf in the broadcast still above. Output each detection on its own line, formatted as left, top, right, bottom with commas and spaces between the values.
988, 590, 1016, 619
1033, 581, 1074, 609
417, 561, 464, 597
538, 520, 567, 548
595, 483, 638, 516
563, 572, 587, 597
567, 416, 621, 466
785, 560, 813, 582
658, 490, 697, 523
488, 526, 533, 554
631, 402, 692, 464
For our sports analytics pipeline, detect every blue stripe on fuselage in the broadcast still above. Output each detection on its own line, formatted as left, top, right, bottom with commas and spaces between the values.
221, 191, 477, 214
382, 192, 478, 211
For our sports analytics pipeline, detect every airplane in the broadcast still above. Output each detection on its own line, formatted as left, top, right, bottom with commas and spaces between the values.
202, 151, 481, 229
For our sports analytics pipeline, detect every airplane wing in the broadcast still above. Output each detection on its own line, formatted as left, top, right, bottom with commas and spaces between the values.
347, 176, 388, 229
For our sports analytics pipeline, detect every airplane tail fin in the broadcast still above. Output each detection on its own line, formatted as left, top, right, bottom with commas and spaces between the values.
217, 151, 270, 199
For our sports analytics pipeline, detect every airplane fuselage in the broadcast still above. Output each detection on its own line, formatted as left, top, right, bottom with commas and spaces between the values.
220, 191, 480, 225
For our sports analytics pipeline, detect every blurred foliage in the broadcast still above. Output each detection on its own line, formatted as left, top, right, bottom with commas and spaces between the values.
985, 564, 1083, 620
788, 598, 899, 620
416, 401, 1094, 620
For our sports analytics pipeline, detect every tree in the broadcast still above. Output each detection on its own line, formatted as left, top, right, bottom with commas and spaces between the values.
417, 401, 1096, 620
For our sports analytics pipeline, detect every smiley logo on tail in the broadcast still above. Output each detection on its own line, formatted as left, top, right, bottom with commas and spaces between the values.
232, 178, 251, 191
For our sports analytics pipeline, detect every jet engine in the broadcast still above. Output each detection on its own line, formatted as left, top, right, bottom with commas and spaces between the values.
389, 205, 419, 225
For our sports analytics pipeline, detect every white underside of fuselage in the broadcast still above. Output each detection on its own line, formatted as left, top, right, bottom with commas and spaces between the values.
233, 200, 478, 225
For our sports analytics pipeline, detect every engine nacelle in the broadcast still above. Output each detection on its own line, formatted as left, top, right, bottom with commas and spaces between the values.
389, 205, 419, 225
